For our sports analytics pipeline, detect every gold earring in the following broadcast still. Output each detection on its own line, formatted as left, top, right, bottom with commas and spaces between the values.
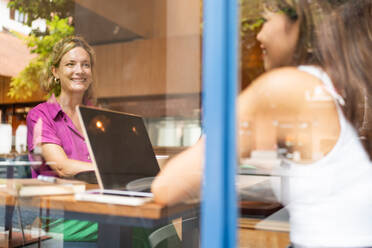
54, 77, 60, 84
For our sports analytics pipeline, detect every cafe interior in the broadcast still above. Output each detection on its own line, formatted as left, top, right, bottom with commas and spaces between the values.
0, 0, 364, 247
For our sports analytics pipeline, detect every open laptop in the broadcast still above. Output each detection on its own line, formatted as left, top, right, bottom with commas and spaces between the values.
75, 105, 160, 205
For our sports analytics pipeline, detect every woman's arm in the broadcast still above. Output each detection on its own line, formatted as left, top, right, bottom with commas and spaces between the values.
239, 67, 340, 162
26, 108, 93, 178
151, 138, 204, 206
152, 67, 341, 205
41, 143, 93, 178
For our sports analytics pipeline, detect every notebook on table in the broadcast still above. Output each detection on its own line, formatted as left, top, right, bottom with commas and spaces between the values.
75, 105, 160, 206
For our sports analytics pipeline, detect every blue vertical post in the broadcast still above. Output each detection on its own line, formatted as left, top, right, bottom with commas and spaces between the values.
201, 0, 238, 246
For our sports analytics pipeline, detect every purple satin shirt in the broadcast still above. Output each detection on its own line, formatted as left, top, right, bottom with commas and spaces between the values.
26, 95, 91, 177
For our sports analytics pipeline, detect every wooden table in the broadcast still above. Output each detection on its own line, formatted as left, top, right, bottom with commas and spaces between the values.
0, 160, 36, 245
237, 175, 290, 248
1, 175, 289, 247
0, 188, 200, 248
238, 207, 290, 248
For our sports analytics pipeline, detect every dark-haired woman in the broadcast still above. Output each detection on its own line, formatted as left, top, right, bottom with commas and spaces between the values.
152, 0, 372, 247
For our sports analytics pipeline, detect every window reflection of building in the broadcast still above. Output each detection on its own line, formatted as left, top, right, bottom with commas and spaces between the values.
75, 0, 202, 149
248, 97, 339, 162
11, 9, 28, 24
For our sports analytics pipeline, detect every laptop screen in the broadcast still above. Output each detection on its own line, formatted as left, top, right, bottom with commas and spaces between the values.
77, 106, 160, 190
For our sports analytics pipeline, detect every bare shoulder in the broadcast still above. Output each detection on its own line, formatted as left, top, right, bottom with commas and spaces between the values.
259, 66, 320, 82
239, 66, 336, 114
238, 66, 341, 161
252, 67, 325, 97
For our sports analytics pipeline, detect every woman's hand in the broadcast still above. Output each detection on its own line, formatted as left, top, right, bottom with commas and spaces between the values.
151, 138, 204, 205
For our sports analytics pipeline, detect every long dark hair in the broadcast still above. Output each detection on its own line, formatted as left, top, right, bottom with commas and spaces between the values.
315, 0, 372, 159
262, 0, 351, 66
261, 0, 325, 66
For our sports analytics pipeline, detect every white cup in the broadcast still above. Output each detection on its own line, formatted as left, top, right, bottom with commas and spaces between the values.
0, 124, 12, 154
183, 124, 201, 146
15, 124, 27, 153
157, 120, 182, 146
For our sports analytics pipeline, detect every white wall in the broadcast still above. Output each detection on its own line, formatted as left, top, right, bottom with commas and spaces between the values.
0, 0, 46, 34
0, 0, 10, 31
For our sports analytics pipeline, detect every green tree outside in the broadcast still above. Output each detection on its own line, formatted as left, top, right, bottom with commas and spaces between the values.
8, 16, 74, 100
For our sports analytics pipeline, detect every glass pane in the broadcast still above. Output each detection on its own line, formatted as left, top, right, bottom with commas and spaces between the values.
1, 0, 201, 246
238, 1, 283, 247
237, 1, 367, 248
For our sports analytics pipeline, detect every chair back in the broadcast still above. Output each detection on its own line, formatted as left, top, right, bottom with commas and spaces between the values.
148, 216, 199, 248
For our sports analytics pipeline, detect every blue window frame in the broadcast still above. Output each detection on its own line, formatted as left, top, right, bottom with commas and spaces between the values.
201, 0, 238, 247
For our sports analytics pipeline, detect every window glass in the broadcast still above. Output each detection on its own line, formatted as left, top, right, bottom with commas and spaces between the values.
1, 0, 201, 247
237, 1, 367, 248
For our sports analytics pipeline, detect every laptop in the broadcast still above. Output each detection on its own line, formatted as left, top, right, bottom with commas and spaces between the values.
75, 105, 160, 205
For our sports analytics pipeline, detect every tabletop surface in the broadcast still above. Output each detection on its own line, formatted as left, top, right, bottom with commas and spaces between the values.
0, 178, 288, 232
0, 181, 199, 220
239, 208, 289, 232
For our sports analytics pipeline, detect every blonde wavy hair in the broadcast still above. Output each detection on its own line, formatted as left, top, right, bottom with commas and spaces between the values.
42, 36, 96, 105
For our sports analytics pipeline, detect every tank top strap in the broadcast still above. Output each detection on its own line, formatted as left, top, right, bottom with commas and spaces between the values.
297, 65, 345, 106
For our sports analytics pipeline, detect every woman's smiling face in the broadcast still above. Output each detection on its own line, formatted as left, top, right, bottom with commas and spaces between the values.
256, 10, 300, 70
53, 47, 93, 94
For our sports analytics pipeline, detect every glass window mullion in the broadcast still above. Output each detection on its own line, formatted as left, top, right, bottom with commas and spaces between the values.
201, 0, 238, 247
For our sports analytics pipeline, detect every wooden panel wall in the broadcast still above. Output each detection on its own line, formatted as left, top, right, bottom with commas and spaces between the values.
75, 0, 201, 38
93, 35, 201, 98
93, 38, 166, 98
165, 35, 201, 94
75, 0, 156, 38
166, 0, 201, 37
81, 0, 201, 98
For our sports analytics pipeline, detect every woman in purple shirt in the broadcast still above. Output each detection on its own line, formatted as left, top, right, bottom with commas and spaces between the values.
27, 36, 95, 178
26, 36, 98, 244
27, 36, 163, 246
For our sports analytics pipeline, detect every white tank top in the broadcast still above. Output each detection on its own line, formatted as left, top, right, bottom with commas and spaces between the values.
275, 65, 372, 247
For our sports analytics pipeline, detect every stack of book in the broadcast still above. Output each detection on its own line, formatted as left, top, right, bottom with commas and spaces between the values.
0, 178, 86, 197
